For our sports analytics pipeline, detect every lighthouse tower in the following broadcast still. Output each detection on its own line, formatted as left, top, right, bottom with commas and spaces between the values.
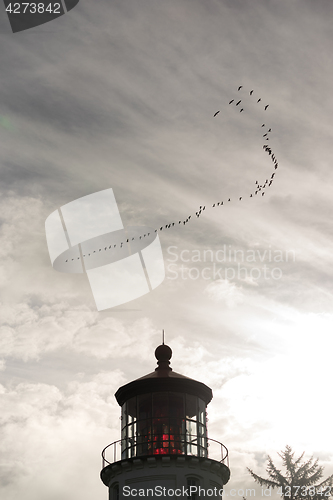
101, 343, 230, 499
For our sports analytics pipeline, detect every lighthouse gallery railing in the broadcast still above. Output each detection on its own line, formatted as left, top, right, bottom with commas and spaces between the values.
102, 435, 229, 469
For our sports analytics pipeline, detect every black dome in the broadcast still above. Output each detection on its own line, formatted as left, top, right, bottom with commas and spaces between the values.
115, 344, 212, 406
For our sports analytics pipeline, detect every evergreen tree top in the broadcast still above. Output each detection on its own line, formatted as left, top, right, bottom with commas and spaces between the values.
247, 446, 333, 500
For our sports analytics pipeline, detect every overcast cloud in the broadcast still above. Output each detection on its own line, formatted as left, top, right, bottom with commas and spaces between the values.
1, 0, 333, 499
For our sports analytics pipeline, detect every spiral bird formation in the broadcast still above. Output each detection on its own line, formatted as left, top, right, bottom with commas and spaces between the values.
65, 86, 279, 263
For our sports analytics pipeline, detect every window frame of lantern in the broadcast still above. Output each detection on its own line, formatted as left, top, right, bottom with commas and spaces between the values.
120, 392, 208, 459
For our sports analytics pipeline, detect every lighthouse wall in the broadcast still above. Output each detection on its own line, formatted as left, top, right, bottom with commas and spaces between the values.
101, 455, 230, 500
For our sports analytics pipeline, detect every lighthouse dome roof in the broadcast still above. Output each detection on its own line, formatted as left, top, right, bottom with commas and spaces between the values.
115, 344, 213, 406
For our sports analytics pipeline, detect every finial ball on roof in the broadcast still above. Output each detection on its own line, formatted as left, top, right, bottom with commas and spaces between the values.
155, 344, 172, 363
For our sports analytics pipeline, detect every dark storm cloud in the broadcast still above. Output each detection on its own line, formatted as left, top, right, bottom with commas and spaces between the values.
0, 0, 332, 203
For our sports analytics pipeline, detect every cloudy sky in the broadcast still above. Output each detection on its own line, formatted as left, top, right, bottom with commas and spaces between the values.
1, 0, 333, 498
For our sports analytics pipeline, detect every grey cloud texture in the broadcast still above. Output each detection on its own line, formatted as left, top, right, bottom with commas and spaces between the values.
1, 0, 333, 498
0, 373, 122, 500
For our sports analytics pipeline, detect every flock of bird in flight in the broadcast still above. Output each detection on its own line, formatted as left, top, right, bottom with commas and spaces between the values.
65, 86, 279, 263
213, 86, 269, 117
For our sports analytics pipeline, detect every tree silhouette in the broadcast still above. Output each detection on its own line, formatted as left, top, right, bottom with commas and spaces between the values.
247, 446, 333, 500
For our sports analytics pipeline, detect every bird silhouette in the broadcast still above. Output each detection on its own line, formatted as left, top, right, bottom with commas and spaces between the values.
69, 86, 280, 257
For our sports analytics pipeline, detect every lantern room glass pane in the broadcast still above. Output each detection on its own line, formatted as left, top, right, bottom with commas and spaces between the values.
152, 417, 169, 435
137, 418, 151, 438
153, 393, 168, 417
186, 394, 197, 420
127, 397, 137, 423
170, 418, 185, 436
138, 394, 151, 420
137, 417, 151, 456
169, 393, 184, 418
187, 443, 198, 456
169, 419, 184, 454
198, 398, 205, 424
152, 416, 169, 453
186, 419, 197, 440
128, 422, 136, 439
198, 423, 205, 436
